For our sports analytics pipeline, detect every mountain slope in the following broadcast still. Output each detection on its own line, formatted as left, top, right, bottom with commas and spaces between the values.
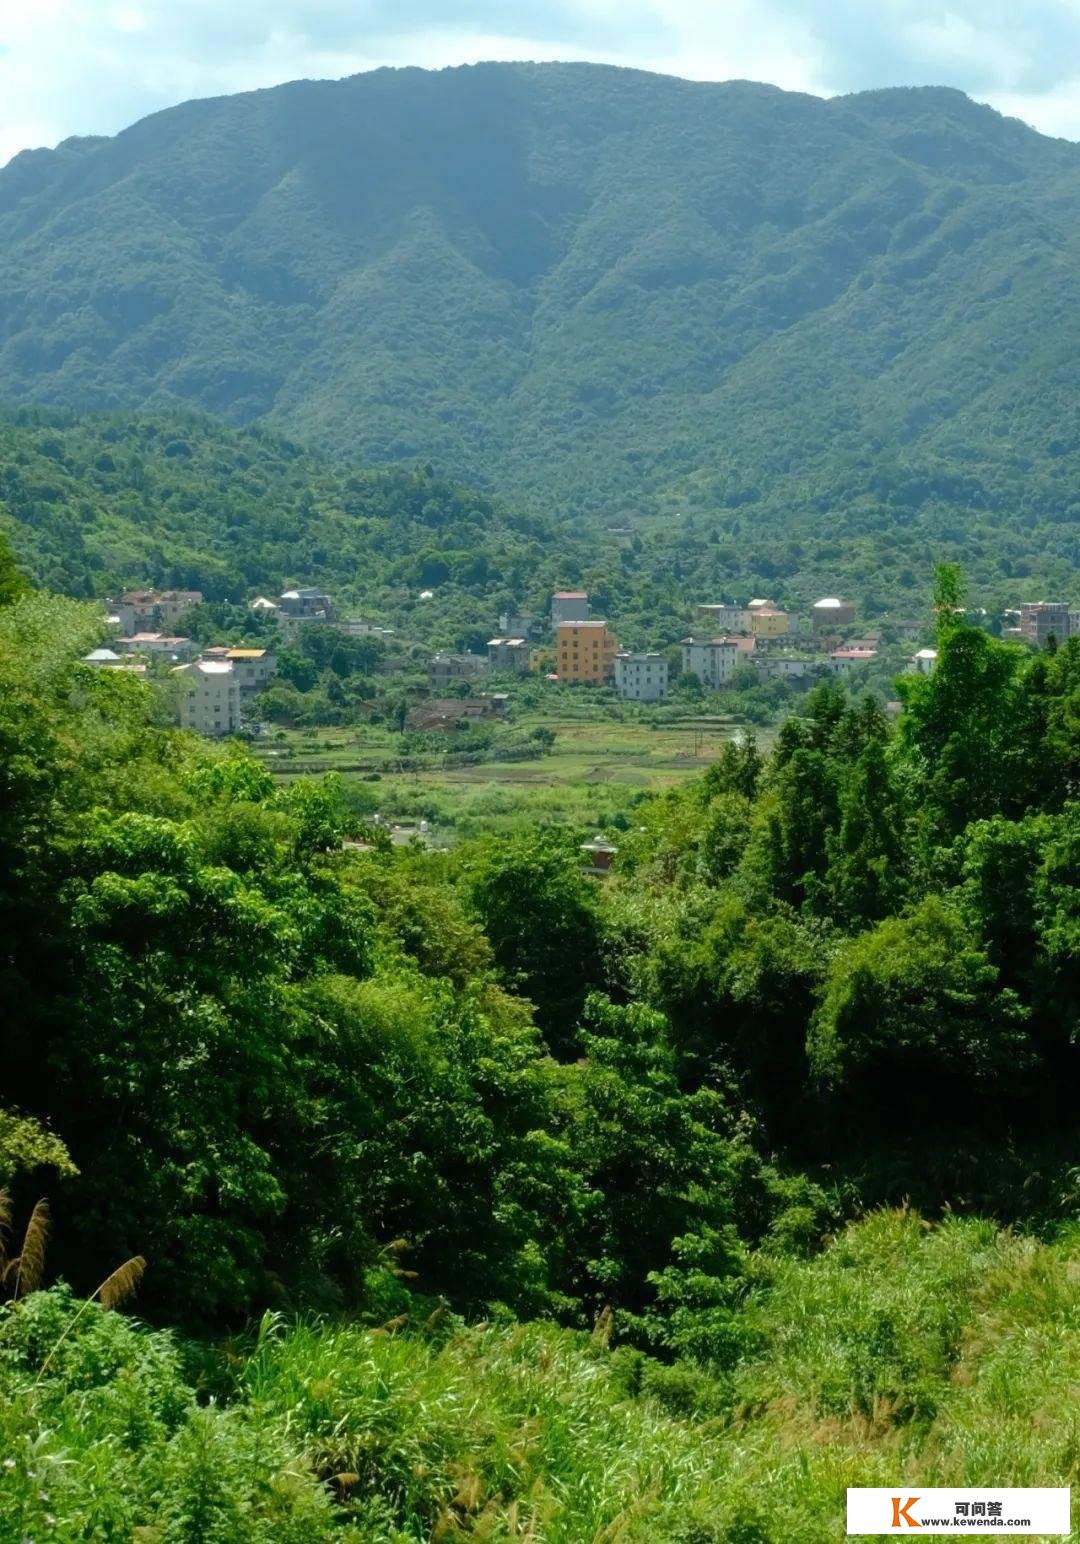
0, 409, 580, 646
2, 63, 1080, 544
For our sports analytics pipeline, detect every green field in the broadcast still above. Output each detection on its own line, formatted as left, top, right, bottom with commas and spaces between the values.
250, 702, 759, 836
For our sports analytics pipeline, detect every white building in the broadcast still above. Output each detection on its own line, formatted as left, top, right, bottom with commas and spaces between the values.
906, 648, 938, 675
116, 632, 197, 660
828, 646, 877, 675
225, 648, 276, 693
752, 653, 814, 680
614, 651, 669, 701
173, 659, 242, 737
697, 603, 751, 633
681, 637, 747, 688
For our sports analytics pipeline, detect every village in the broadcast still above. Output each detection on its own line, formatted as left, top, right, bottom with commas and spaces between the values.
81, 581, 1078, 740
78, 583, 1080, 741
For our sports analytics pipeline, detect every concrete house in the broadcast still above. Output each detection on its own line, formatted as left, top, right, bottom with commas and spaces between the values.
173, 659, 242, 736
752, 653, 814, 680
698, 603, 751, 633
116, 633, 197, 660
112, 589, 202, 634
813, 598, 856, 630
748, 606, 790, 639
556, 620, 617, 683
428, 653, 491, 689
614, 651, 669, 701
279, 587, 334, 620
1020, 602, 1073, 646
487, 637, 531, 673
828, 646, 877, 674
681, 637, 749, 688
551, 590, 590, 625
225, 648, 276, 692
498, 611, 540, 639
155, 590, 203, 629
906, 648, 938, 675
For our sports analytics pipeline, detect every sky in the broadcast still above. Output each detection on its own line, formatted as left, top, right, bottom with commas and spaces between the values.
4, 0, 1080, 167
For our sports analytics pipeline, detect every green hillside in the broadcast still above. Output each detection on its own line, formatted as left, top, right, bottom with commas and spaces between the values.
0, 407, 1074, 630
0, 408, 585, 642
1, 63, 1079, 583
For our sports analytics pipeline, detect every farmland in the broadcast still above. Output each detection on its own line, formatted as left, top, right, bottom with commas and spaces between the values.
249, 699, 760, 837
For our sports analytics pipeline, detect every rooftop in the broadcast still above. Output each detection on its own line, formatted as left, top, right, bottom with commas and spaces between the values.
226, 648, 267, 659
554, 590, 588, 598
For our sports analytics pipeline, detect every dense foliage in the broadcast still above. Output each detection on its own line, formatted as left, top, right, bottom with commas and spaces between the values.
0, 551, 1077, 1533
3, 67, 1080, 609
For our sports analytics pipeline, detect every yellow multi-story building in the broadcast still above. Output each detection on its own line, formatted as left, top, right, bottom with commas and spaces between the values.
556, 620, 618, 683
748, 606, 789, 639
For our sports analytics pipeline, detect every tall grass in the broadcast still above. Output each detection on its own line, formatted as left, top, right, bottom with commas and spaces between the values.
0, 1213, 1076, 1540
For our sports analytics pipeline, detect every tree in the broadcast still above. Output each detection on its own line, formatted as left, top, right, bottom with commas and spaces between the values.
826, 737, 906, 926
808, 896, 1031, 1122
462, 831, 603, 1052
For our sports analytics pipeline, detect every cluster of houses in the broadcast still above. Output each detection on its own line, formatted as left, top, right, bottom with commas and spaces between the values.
423, 589, 937, 705
82, 587, 277, 737
80, 579, 1075, 741
1005, 601, 1080, 647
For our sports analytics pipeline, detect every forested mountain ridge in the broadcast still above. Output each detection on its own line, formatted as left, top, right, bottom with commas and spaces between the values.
3, 407, 1073, 628
3, 62, 1080, 560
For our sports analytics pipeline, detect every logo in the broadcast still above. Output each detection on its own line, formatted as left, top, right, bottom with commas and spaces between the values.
891, 1496, 920, 1528
846, 1488, 1070, 1535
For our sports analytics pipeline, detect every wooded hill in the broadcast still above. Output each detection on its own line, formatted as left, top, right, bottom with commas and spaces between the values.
1, 63, 1079, 596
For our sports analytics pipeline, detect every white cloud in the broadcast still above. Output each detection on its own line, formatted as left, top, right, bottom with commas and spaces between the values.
2, 0, 1080, 168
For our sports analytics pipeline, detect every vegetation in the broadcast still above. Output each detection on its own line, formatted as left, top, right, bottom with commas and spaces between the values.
2, 67, 1080, 610
4, 1214, 1079, 1541
0, 547, 1077, 1534
2, 59, 1077, 1532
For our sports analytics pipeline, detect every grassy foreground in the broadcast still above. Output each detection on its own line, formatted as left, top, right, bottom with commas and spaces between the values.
2, 1211, 1076, 1542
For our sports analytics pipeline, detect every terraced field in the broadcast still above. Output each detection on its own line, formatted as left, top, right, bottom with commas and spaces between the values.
250, 705, 763, 836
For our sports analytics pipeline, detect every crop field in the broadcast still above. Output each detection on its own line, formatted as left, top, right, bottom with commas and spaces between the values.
250, 703, 763, 836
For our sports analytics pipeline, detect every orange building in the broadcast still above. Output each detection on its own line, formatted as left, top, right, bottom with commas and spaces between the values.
556, 620, 618, 683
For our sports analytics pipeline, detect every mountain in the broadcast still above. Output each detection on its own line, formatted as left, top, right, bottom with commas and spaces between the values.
1, 63, 1079, 578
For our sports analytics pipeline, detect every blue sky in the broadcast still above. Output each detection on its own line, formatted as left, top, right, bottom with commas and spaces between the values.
3, 0, 1080, 166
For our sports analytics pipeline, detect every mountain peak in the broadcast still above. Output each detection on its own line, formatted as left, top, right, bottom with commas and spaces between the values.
1, 62, 1078, 536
